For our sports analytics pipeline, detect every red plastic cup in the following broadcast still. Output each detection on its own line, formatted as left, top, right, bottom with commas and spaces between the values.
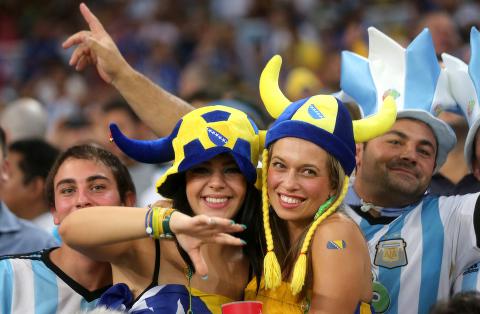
221, 301, 263, 314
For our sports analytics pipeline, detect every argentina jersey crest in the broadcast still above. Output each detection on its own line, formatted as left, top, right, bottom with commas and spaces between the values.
374, 238, 408, 269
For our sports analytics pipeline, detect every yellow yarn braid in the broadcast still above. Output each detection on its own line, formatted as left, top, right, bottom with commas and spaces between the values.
290, 176, 350, 295
261, 149, 282, 290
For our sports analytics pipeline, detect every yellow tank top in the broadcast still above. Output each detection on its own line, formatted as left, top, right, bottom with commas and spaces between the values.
244, 278, 309, 314
244, 278, 373, 314
190, 286, 233, 314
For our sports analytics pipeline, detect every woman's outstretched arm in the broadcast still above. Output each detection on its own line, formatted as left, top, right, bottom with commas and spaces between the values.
59, 205, 246, 275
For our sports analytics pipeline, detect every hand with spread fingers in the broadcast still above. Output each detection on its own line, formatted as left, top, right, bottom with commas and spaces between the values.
170, 213, 247, 276
171, 213, 245, 240
62, 3, 129, 84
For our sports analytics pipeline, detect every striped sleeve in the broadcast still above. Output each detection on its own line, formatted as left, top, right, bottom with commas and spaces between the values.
0, 259, 14, 314
452, 262, 480, 294
441, 193, 480, 279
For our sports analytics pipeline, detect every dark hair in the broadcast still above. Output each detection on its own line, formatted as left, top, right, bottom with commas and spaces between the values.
429, 291, 480, 314
163, 160, 264, 285
102, 98, 140, 123
45, 144, 135, 207
9, 139, 60, 185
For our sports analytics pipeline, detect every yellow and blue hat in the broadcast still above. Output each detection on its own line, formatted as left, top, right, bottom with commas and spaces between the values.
110, 105, 261, 197
258, 55, 397, 295
261, 55, 397, 175
265, 94, 356, 174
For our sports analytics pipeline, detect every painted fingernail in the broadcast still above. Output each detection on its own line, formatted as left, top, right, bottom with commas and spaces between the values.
240, 239, 247, 245
201, 275, 208, 280
240, 224, 247, 230
230, 220, 236, 225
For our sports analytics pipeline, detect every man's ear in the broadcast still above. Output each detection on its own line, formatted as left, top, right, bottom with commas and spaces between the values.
50, 207, 60, 225
123, 191, 136, 207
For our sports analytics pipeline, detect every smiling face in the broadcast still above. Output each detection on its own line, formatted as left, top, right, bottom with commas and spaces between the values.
267, 137, 335, 227
355, 118, 437, 207
52, 157, 126, 225
185, 154, 247, 219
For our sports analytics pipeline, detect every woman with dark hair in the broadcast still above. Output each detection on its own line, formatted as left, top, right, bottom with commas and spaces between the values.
60, 105, 263, 313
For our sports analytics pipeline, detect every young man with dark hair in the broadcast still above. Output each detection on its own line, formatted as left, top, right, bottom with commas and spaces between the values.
0, 144, 136, 313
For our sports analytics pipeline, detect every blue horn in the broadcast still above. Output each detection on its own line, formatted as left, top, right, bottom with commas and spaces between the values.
109, 123, 175, 164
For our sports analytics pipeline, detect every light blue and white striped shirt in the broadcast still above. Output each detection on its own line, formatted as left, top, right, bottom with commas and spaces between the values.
345, 191, 480, 314
0, 248, 109, 314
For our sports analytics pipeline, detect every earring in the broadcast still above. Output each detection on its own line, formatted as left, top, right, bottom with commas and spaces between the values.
314, 196, 335, 220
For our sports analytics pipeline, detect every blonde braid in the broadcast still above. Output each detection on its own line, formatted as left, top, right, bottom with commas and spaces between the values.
290, 176, 350, 295
261, 148, 281, 289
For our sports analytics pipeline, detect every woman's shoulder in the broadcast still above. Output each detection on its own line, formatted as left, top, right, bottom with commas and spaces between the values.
316, 212, 358, 231
311, 212, 364, 247
310, 212, 370, 276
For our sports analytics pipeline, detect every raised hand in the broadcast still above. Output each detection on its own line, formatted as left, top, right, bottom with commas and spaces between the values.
63, 3, 193, 137
62, 3, 129, 83
169, 213, 246, 276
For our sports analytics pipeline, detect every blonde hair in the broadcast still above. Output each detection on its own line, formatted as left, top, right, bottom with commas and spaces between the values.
261, 147, 350, 295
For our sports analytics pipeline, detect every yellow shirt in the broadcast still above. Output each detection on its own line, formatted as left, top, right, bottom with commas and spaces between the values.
244, 278, 373, 314
244, 278, 309, 314
191, 286, 233, 314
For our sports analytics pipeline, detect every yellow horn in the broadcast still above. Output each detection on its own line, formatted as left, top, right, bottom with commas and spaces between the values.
353, 96, 397, 143
259, 55, 292, 118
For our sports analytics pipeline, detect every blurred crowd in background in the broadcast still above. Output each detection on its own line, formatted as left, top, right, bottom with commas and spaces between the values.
0, 0, 479, 218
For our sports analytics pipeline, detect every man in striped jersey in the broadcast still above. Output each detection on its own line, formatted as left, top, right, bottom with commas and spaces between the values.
340, 28, 480, 314
0, 144, 136, 313
342, 115, 478, 314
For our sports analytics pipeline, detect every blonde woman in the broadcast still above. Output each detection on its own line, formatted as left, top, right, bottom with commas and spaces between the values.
242, 55, 397, 313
